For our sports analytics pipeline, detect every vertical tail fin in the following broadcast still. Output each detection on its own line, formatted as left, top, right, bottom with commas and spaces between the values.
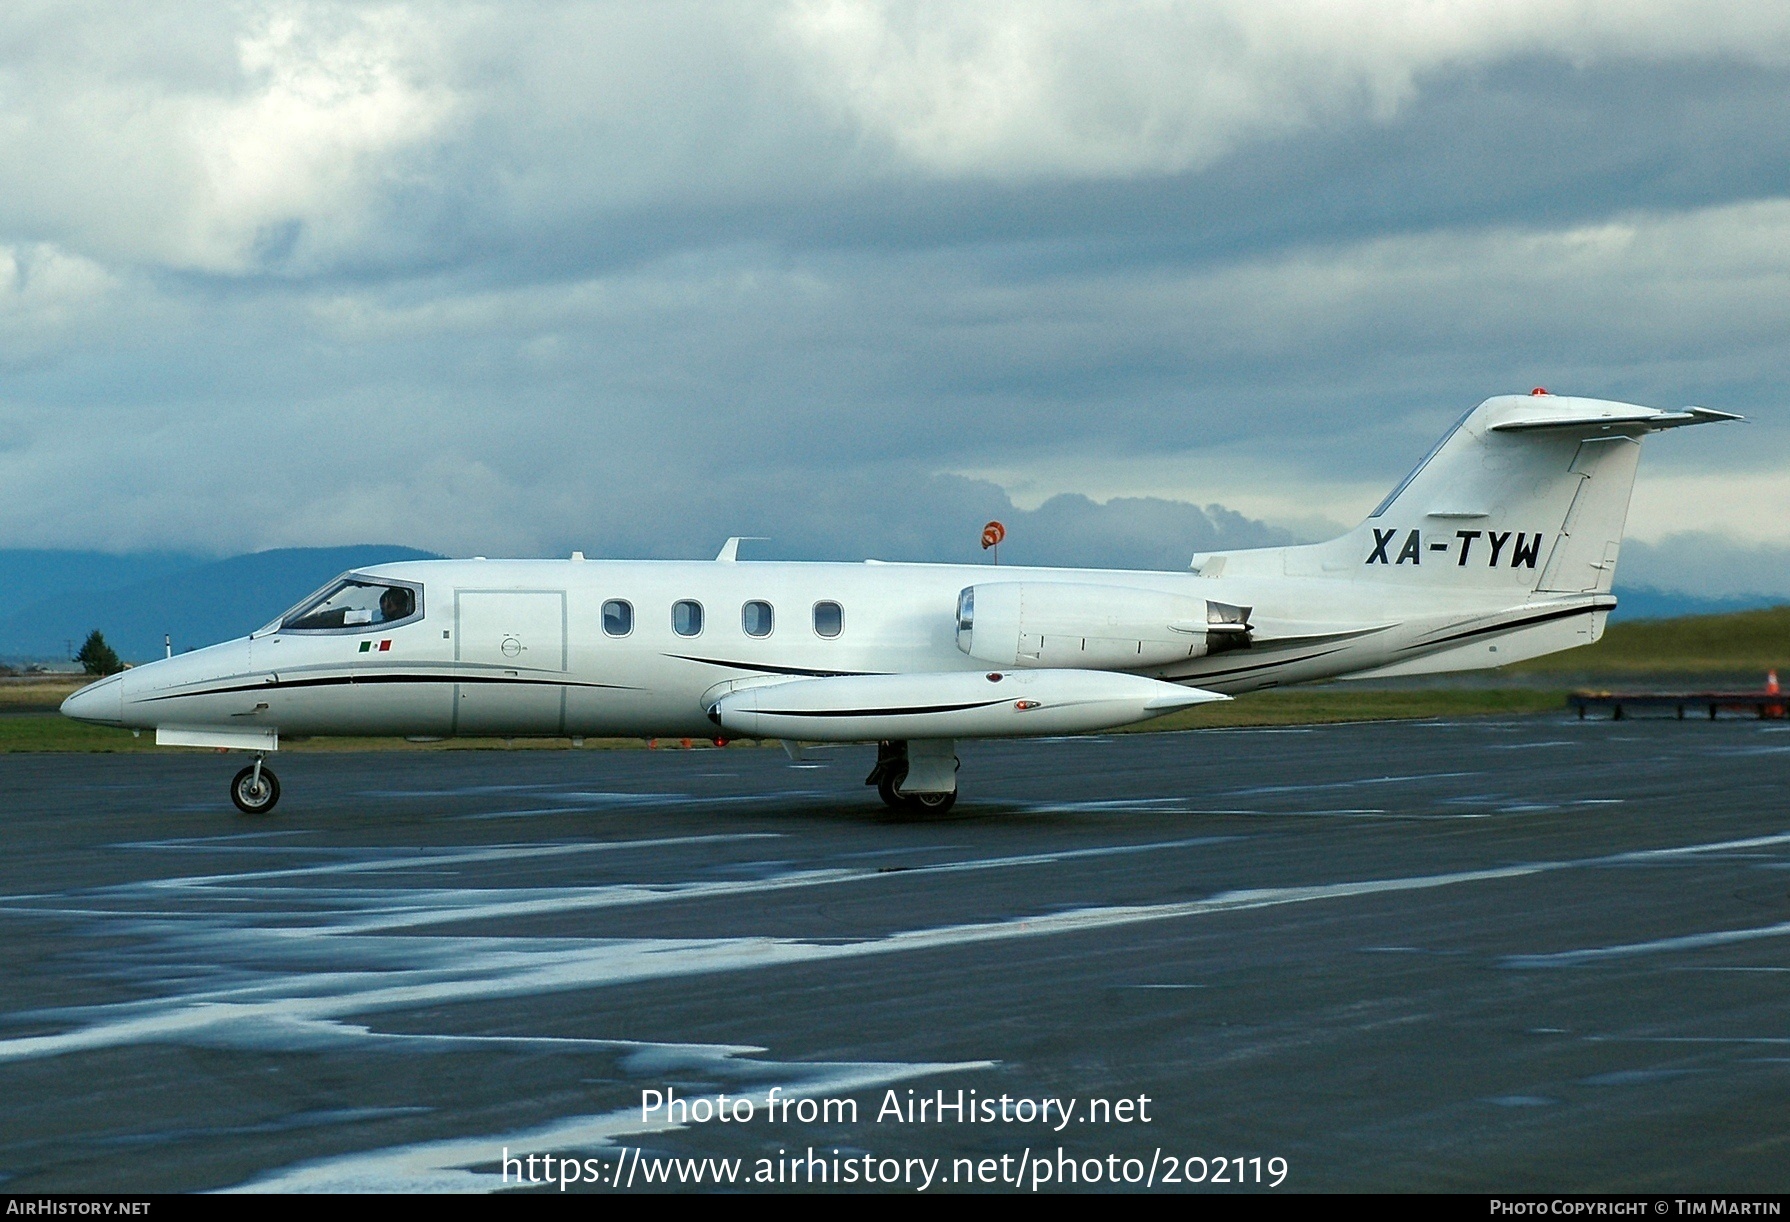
1356, 394, 1641, 596
1248, 394, 1740, 595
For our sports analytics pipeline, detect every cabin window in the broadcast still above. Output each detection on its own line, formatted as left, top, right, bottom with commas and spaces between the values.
813, 600, 843, 638
282, 577, 421, 633
742, 600, 773, 638
673, 599, 704, 637
602, 599, 633, 637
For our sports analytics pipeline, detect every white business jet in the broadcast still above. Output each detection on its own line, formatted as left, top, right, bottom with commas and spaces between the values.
62, 392, 1736, 814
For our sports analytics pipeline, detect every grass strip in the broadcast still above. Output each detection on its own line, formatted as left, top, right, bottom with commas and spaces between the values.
0, 681, 85, 711
1508, 605, 1790, 676
1123, 687, 1565, 732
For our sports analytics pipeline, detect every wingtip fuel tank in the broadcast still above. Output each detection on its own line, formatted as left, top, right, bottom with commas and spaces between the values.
709, 668, 1227, 742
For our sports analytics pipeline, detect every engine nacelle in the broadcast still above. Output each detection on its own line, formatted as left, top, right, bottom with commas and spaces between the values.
955, 583, 1251, 670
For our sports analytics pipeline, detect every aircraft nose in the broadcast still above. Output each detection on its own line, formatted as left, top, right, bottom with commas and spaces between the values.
61, 674, 125, 725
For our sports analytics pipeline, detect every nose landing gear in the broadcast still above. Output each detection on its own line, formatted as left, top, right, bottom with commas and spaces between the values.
231, 755, 281, 814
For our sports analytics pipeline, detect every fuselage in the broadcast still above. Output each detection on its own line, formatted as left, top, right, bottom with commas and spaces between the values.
61, 552, 1606, 742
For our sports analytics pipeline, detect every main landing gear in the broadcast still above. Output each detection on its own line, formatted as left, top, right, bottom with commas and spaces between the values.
230, 755, 281, 815
865, 739, 958, 814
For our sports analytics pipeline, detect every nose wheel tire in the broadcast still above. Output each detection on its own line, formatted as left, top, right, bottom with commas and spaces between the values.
231, 764, 281, 814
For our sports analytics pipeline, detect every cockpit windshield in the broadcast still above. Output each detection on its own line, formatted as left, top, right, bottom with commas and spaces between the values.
281, 577, 421, 632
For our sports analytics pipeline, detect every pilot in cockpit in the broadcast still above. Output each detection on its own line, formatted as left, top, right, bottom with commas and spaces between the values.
379, 587, 415, 623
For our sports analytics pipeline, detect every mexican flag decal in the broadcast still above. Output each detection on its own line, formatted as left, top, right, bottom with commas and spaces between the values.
359, 640, 393, 653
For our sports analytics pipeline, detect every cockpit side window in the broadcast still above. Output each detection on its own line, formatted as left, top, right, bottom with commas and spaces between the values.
281, 577, 423, 633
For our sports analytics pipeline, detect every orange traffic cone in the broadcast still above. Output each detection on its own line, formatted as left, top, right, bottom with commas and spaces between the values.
1767, 671, 1783, 720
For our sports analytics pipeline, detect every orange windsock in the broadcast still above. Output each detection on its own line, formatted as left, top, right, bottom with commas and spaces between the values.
981, 521, 1006, 550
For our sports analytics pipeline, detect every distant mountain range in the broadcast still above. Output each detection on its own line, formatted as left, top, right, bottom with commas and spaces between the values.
0, 547, 438, 664
1600, 587, 1785, 623
0, 546, 1780, 665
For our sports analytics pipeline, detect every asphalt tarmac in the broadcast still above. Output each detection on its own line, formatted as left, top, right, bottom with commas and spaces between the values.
2, 715, 1788, 1193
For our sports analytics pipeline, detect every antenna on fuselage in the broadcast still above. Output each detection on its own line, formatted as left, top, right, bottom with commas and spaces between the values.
716, 537, 768, 562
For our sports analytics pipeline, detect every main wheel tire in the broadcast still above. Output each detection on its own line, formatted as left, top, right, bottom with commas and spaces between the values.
877, 766, 958, 814
876, 768, 908, 809
231, 764, 281, 815
906, 789, 957, 814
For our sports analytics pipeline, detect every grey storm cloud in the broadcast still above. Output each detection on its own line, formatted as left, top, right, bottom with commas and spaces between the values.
0, 1, 1787, 594
1618, 535, 1790, 600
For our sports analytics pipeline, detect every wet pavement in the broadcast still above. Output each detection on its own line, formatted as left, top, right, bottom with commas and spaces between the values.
1, 716, 1787, 1192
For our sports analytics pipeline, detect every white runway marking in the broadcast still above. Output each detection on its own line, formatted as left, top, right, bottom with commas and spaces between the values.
120, 832, 320, 850
134, 836, 778, 888
1595, 830, 1790, 864
1589, 1036, 1790, 1045
227, 1050, 990, 1193
1505, 920, 1790, 968
1014, 799, 1198, 813
460, 790, 837, 817
1225, 773, 1477, 797
4, 827, 1788, 1084
0, 858, 1547, 1066
9, 836, 1244, 936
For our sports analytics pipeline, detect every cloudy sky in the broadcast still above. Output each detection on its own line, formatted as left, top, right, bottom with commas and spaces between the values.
1, 1, 1787, 589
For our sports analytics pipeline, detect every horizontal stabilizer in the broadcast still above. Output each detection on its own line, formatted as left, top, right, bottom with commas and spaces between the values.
1487, 403, 1744, 433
